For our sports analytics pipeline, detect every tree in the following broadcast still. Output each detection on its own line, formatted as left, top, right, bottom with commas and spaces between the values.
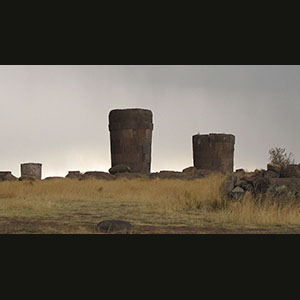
268, 147, 296, 167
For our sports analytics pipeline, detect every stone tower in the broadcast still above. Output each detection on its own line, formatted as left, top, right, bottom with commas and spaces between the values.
192, 133, 235, 173
109, 108, 153, 173
20, 163, 42, 180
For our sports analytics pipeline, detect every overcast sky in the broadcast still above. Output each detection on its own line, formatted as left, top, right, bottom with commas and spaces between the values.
0, 65, 299, 178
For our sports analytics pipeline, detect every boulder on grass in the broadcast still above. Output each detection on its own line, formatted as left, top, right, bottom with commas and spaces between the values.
96, 220, 134, 233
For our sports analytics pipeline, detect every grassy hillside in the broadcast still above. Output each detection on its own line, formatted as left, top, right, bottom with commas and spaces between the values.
1, 174, 300, 233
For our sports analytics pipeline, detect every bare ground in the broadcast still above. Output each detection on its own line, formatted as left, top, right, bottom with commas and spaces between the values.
0, 215, 299, 234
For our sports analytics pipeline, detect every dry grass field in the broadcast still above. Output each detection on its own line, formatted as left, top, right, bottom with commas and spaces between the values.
1, 174, 300, 234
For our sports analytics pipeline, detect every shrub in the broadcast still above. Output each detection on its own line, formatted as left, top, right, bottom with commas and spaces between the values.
268, 147, 296, 167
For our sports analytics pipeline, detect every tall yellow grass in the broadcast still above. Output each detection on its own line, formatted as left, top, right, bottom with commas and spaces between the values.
1, 174, 300, 228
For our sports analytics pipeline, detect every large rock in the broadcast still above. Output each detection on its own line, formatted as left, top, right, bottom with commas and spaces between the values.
235, 169, 246, 177
83, 171, 115, 180
281, 165, 300, 178
220, 174, 235, 196
231, 186, 245, 199
254, 169, 266, 178
253, 177, 270, 194
96, 220, 134, 233
268, 178, 300, 200
264, 170, 280, 178
109, 164, 131, 175
65, 171, 83, 180
267, 163, 281, 174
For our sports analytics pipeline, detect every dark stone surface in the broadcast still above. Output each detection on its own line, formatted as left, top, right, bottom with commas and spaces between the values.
19, 175, 36, 181
182, 166, 197, 173
83, 171, 115, 180
115, 173, 146, 180
96, 220, 134, 233
253, 177, 270, 194
109, 108, 153, 173
267, 163, 281, 174
0, 171, 18, 181
281, 165, 300, 178
265, 170, 280, 178
43, 176, 64, 180
65, 171, 83, 180
20, 163, 42, 180
109, 164, 131, 175
192, 133, 235, 173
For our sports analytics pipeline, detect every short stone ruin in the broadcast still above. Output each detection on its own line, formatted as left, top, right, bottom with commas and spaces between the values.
20, 163, 42, 181
0, 171, 17, 181
193, 133, 235, 173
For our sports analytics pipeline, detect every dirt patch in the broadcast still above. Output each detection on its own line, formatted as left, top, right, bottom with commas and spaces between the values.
0, 216, 295, 234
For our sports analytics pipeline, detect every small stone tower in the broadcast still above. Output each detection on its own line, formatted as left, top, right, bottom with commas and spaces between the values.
108, 108, 153, 173
20, 163, 42, 180
192, 133, 235, 173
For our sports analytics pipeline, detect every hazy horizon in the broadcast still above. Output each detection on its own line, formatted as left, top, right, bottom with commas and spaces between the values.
1, 65, 299, 178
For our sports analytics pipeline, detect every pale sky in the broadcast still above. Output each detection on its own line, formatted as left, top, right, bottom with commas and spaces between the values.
0, 65, 299, 178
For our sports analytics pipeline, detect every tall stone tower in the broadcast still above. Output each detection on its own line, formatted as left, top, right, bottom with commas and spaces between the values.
192, 133, 235, 173
108, 108, 153, 173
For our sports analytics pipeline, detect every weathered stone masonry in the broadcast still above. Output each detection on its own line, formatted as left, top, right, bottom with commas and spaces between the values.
192, 133, 235, 173
20, 163, 42, 180
109, 109, 153, 173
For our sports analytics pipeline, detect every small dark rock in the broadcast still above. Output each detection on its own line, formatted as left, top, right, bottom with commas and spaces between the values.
96, 220, 134, 233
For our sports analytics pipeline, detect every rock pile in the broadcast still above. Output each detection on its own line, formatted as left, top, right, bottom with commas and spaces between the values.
225, 165, 300, 200
63, 166, 216, 181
